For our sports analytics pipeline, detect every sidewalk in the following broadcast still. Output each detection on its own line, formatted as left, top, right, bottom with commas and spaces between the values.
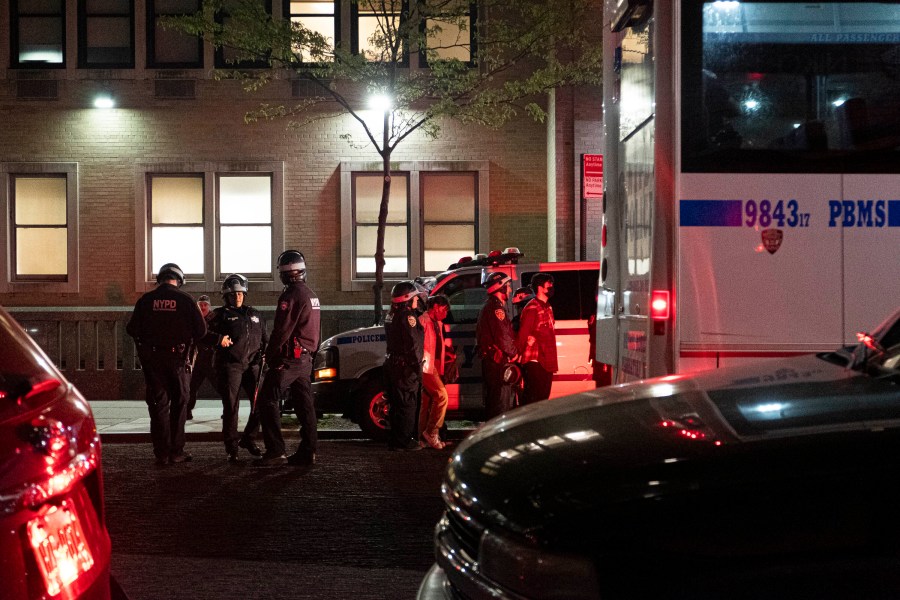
89, 399, 474, 442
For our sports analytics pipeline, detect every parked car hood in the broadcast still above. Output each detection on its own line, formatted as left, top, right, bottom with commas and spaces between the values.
446, 353, 900, 556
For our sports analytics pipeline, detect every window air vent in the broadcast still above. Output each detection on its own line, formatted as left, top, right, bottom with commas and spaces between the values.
17, 80, 59, 100
154, 79, 196, 99
292, 79, 327, 98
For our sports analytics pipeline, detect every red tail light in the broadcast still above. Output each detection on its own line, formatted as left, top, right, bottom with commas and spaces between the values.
650, 290, 670, 320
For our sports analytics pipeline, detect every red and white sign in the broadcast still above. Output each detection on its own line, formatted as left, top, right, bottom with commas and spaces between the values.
583, 154, 603, 199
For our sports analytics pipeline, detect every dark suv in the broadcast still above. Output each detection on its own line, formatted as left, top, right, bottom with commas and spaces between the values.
419, 308, 900, 599
0, 306, 115, 599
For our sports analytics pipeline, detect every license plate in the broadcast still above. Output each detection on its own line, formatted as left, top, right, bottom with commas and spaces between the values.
27, 499, 95, 597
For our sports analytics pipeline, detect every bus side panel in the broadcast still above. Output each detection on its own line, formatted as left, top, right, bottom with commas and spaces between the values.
843, 175, 900, 340
678, 173, 844, 358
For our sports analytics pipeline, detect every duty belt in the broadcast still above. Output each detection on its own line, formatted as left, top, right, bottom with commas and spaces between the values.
143, 343, 187, 353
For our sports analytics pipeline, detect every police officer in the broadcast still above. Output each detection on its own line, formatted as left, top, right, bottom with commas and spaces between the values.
511, 286, 534, 333
385, 281, 425, 451
187, 295, 215, 421
476, 272, 519, 419
126, 263, 207, 466
254, 251, 321, 467
204, 274, 267, 462
516, 273, 558, 405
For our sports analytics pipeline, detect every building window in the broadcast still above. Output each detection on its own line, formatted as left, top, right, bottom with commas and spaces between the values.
422, 0, 474, 64
217, 174, 273, 276
352, 0, 407, 62
285, 0, 338, 63
138, 162, 284, 292
0, 164, 79, 293
352, 173, 410, 278
422, 172, 476, 272
78, 0, 134, 68
147, 0, 202, 68
341, 161, 489, 291
11, 0, 66, 67
214, 0, 273, 68
149, 174, 205, 277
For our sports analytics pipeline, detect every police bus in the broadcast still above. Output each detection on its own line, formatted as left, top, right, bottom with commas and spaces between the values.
597, 0, 900, 383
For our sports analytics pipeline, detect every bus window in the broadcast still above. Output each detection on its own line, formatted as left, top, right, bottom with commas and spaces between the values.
682, 1, 900, 173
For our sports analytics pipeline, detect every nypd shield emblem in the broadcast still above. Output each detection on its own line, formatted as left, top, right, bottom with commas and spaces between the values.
761, 228, 783, 254
407, 315, 417, 327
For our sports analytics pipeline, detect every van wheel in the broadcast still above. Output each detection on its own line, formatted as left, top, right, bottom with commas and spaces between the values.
356, 379, 390, 441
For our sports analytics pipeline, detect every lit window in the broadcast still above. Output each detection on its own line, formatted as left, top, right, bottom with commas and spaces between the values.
12, 176, 68, 279
423, 0, 473, 63
140, 164, 284, 291
422, 173, 476, 272
218, 175, 273, 275
353, 173, 409, 277
287, 0, 337, 63
342, 162, 488, 290
353, 0, 407, 62
11, 0, 65, 67
79, 0, 134, 68
149, 175, 205, 277
148, 0, 202, 68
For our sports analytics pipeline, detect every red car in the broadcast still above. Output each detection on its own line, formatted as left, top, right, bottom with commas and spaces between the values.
0, 306, 117, 599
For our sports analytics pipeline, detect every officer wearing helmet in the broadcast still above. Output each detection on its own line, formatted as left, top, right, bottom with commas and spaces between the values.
254, 251, 321, 467
203, 274, 268, 462
384, 280, 425, 451
126, 263, 207, 466
475, 271, 519, 419
511, 286, 534, 333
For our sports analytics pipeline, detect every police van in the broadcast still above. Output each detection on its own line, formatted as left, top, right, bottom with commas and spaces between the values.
312, 250, 600, 439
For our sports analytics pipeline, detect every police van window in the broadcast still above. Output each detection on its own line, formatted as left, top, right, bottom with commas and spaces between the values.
682, 1, 900, 174
436, 273, 483, 324
522, 270, 587, 321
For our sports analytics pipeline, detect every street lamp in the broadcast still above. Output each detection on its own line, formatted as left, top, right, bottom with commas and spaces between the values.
93, 93, 115, 109
368, 93, 393, 112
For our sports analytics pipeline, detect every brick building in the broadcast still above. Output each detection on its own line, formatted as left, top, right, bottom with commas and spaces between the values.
0, 0, 601, 399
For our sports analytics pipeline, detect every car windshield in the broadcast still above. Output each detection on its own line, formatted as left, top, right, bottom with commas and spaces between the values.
0, 310, 57, 401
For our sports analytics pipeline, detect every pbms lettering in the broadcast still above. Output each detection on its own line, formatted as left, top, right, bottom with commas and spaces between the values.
828, 200, 887, 227
152, 299, 178, 311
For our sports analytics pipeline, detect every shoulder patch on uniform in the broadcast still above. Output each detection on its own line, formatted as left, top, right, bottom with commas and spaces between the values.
495, 309, 506, 321
311, 297, 320, 309
279, 301, 289, 311
251, 315, 260, 323
407, 315, 417, 327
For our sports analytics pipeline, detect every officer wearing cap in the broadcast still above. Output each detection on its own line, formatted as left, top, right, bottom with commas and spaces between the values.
476, 272, 519, 419
126, 263, 207, 466
204, 274, 268, 462
254, 250, 321, 467
187, 295, 214, 420
384, 281, 426, 451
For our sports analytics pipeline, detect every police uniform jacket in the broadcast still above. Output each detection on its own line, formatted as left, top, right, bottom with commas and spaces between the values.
204, 304, 268, 367
516, 298, 558, 373
476, 294, 517, 363
385, 306, 424, 366
264, 281, 321, 366
126, 283, 207, 351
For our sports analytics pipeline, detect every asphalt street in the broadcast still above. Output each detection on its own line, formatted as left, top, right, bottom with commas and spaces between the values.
102, 439, 453, 600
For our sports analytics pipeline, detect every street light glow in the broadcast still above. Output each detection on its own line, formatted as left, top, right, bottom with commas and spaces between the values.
94, 95, 115, 109
368, 93, 393, 112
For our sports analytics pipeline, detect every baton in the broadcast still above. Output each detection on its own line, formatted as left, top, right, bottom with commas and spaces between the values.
251, 356, 267, 415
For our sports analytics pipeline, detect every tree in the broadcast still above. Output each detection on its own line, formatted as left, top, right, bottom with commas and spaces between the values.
168, 0, 602, 324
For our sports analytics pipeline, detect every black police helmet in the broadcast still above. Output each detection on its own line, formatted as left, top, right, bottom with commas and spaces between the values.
512, 286, 534, 305
157, 263, 185, 287
391, 281, 419, 304
482, 272, 511, 295
502, 363, 522, 386
277, 250, 307, 284
222, 273, 249, 295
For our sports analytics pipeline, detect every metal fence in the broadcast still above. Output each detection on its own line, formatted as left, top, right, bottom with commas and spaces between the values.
8, 307, 377, 400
